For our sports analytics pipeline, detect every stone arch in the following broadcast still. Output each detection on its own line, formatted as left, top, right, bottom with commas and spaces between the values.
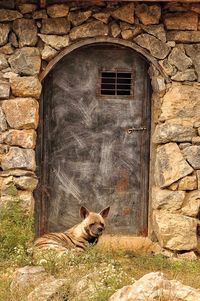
39, 36, 168, 81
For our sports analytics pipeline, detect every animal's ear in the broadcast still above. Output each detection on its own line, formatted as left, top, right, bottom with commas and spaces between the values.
99, 207, 110, 219
80, 206, 90, 219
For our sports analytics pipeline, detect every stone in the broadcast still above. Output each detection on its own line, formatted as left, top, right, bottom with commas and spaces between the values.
164, 2, 190, 12
0, 191, 34, 215
0, 142, 9, 151
191, 3, 200, 13
93, 12, 110, 24
1, 129, 36, 149
178, 175, 197, 191
0, 24, 10, 46
11, 266, 52, 292
10, 76, 42, 99
33, 10, 48, 20
111, 23, 121, 38
166, 41, 175, 48
168, 47, 192, 72
153, 211, 197, 250
164, 12, 198, 31
2, 71, 18, 80
179, 143, 191, 150
0, 9, 22, 21
0, 107, 7, 131
168, 181, 179, 191
70, 21, 108, 41
47, 4, 69, 18
68, 10, 92, 26
142, 24, 166, 42
0, 145, 6, 164
181, 190, 200, 217
13, 18, 38, 48
185, 44, 200, 82
183, 146, 200, 169
14, 176, 38, 191
153, 119, 196, 143
38, 34, 69, 51
197, 170, 200, 190
0, 169, 34, 177
1, 147, 36, 171
151, 76, 166, 93
193, 121, 200, 129
0, 80, 10, 99
2, 98, 39, 129
109, 272, 200, 301
171, 70, 197, 82
73, 271, 104, 300
120, 22, 132, 31
159, 83, 200, 121
148, 64, 160, 77
41, 45, 58, 62
159, 249, 175, 258
0, 43, 14, 55
121, 30, 133, 40
135, 4, 161, 25
1, 67, 11, 74
177, 251, 198, 260
0, 53, 8, 70
41, 18, 70, 35
0, 0, 15, 9
133, 26, 143, 39
18, 191, 35, 215
9, 32, 18, 48
0, 145, 9, 165
8, 47, 41, 76
152, 186, 185, 212
27, 279, 68, 301
134, 34, 170, 59
111, 3, 135, 24
155, 143, 193, 188
0, 176, 17, 196
18, 4, 37, 14
192, 136, 200, 145
167, 31, 200, 43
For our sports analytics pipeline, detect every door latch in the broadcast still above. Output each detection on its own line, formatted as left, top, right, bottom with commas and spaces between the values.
127, 127, 147, 134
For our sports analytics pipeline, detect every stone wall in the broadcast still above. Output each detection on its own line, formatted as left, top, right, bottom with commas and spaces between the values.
0, 1, 200, 252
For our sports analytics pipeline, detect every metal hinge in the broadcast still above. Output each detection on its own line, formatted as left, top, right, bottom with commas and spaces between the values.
127, 127, 147, 134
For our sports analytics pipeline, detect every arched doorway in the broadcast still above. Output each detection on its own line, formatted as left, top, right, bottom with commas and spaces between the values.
36, 42, 151, 236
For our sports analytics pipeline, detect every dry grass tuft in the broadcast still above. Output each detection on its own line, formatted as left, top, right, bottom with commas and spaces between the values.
98, 234, 162, 253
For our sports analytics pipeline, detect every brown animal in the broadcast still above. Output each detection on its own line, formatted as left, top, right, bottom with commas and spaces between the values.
34, 206, 110, 251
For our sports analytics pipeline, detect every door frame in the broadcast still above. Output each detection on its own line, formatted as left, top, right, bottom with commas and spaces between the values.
35, 37, 160, 236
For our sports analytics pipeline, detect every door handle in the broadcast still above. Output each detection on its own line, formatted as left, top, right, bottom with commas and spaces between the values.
127, 127, 147, 134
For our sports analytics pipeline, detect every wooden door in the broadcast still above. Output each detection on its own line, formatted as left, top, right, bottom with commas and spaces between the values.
37, 44, 150, 235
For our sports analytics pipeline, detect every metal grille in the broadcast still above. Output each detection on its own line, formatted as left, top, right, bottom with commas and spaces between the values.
100, 71, 133, 96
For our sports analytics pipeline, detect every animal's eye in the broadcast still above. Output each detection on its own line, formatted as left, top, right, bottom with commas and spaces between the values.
100, 223, 104, 227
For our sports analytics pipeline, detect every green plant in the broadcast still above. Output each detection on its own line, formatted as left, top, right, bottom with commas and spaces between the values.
0, 200, 34, 265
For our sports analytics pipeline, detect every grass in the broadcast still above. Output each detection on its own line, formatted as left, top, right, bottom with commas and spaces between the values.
0, 203, 200, 300
0, 200, 33, 265
1, 245, 200, 301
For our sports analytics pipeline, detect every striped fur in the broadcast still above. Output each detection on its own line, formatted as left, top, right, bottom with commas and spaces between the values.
34, 206, 110, 251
